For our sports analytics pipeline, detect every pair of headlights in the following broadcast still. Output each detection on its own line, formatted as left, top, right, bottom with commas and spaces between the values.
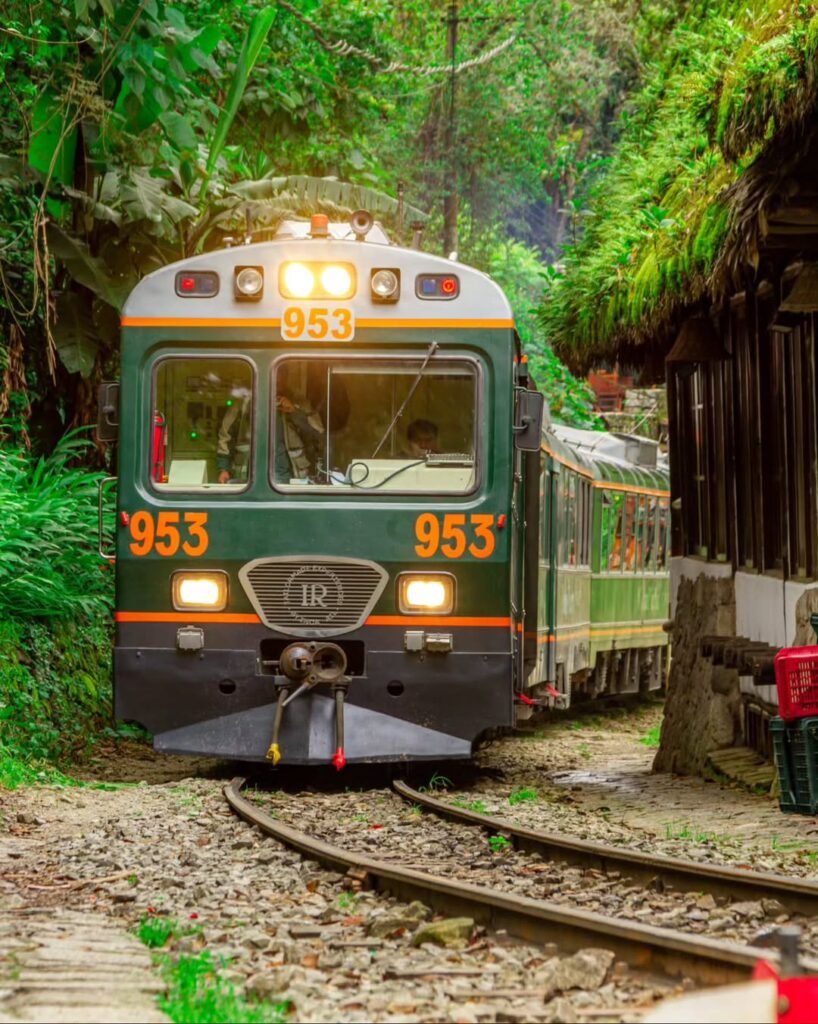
233, 264, 401, 303
171, 571, 454, 613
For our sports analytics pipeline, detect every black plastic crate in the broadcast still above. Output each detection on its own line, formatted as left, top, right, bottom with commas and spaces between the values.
771, 716, 818, 815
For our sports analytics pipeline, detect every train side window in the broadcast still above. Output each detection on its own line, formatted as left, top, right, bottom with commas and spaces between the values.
657, 498, 670, 569
636, 496, 648, 572
599, 493, 612, 571
152, 358, 254, 490
581, 478, 592, 567
541, 468, 550, 565
567, 472, 577, 565
607, 492, 626, 571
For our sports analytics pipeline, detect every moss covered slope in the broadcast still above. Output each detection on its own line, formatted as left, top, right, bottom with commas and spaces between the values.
539, 0, 818, 367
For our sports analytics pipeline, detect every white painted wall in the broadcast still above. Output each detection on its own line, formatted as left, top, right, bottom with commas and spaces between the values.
673, 564, 818, 708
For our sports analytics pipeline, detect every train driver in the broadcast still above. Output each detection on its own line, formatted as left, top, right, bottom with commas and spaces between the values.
401, 418, 440, 459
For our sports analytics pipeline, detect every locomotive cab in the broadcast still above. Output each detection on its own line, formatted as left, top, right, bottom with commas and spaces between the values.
111, 213, 530, 765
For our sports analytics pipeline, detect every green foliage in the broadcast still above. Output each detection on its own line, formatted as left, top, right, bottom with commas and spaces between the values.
138, 915, 179, 950
160, 951, 288, 1024
0, 432, 112, 619
538, 0, 818, 364
0, 750, 75, 790
488, 834, 512, 852
136, 915, 286, 1023
508, 787, 538, 805
466, 229, 602, 428
639, 723, 662, 748
0, 616, 112, 771
418, 772, 452, 792
451, 797, 489, 814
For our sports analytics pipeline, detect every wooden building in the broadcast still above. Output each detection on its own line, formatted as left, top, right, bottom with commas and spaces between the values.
540, 3, 818, 773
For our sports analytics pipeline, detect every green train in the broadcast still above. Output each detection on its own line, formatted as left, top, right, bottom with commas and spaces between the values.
98, 211, 669, 766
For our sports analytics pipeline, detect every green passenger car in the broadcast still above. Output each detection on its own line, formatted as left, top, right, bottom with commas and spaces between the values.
105, 212, 669, 766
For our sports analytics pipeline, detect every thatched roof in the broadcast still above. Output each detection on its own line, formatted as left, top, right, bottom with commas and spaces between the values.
539, 0, 818, 373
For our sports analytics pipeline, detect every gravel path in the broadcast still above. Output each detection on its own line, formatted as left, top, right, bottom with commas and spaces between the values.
3, 705, 818, 1022
0, 779, 683, 1023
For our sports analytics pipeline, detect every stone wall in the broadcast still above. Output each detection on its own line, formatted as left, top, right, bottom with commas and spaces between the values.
653, 573, 740, 775
602, 387, 668, 444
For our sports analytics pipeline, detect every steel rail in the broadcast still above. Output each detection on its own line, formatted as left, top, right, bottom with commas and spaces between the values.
393, 780, 818, 916
225, 777, 797, 987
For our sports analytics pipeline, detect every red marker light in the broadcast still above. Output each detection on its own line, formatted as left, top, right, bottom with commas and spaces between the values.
441, 277, 457, 295
180, 276, 196, 292
120, 511, 130, 526
497, 513, 507, 529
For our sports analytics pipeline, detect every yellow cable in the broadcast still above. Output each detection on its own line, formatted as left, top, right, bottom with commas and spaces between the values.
266, 742, 281, 765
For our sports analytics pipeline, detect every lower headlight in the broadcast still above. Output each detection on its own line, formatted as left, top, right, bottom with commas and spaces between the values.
398, 574, 455, 614
172, 571, 228, 611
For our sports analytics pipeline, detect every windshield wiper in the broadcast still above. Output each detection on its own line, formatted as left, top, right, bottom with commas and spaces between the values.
370, 341, 439, 458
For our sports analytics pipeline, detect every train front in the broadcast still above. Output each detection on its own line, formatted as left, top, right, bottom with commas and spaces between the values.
112, 215, 522, 765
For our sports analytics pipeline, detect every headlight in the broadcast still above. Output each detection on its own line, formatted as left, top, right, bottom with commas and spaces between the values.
397, 574, 455, 614
282, 262, 315, 298
279, 262, 356, 299
321, 265, 353, 297
371, 268, 400, 303
234, 266, 264, 300
172, 572, 228, 611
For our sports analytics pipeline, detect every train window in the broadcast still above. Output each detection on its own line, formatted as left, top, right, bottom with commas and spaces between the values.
635, 496, 648, 572
579, 478, 591, 567
271, 357, 478, 493
657, 498, 670, 569
606, 492, 626, 571
151, 358, 254, 490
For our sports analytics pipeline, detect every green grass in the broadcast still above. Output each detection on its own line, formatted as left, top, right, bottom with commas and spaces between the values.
160, 951, 287, 1024
488, 834, 512, 853
664, 821, 728, 845
139, 915, 179, 949
639, 723, 662, 748
451, 797, 489, 814
336, 891, 358, 911
576, 742, 592, 760
418, 772, 452, 793
508, 787, 538, 805
0, 750, 75, 790
136, 916, 287, 1023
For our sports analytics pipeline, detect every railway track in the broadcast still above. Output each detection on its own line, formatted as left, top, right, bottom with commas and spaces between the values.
393, 780, 818, 916
225, 776, 817, 989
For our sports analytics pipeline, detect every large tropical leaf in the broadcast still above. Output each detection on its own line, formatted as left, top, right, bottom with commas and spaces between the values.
120, 170, 198, 225
52, 292, 100, 377
229, 176, 429, 224
28, 92, 77, 188
62, 184, 122, 226
46, 224, 129, 310
203, 8, 278, 190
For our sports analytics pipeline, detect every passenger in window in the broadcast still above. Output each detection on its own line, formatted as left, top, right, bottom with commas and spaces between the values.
402, 419, 440, 459
610, 495, 640, 570
274, 391, 325, 482
216, 393, 252, 484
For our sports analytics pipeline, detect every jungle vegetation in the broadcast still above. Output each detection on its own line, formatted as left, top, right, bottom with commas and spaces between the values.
0, 0, 694, 779
538, 0, 818, 369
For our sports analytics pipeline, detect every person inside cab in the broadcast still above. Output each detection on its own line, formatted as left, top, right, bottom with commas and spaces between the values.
402, 418, 440, 460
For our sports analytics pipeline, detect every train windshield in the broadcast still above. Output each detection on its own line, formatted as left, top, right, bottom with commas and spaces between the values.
151, 357, 254, 490
272, 357, 478, 493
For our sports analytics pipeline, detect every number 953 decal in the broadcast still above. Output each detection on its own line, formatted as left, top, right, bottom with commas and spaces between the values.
415, 513, 497, 559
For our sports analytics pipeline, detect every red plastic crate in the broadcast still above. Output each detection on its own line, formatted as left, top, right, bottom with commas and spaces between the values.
775, 646, 818, 720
